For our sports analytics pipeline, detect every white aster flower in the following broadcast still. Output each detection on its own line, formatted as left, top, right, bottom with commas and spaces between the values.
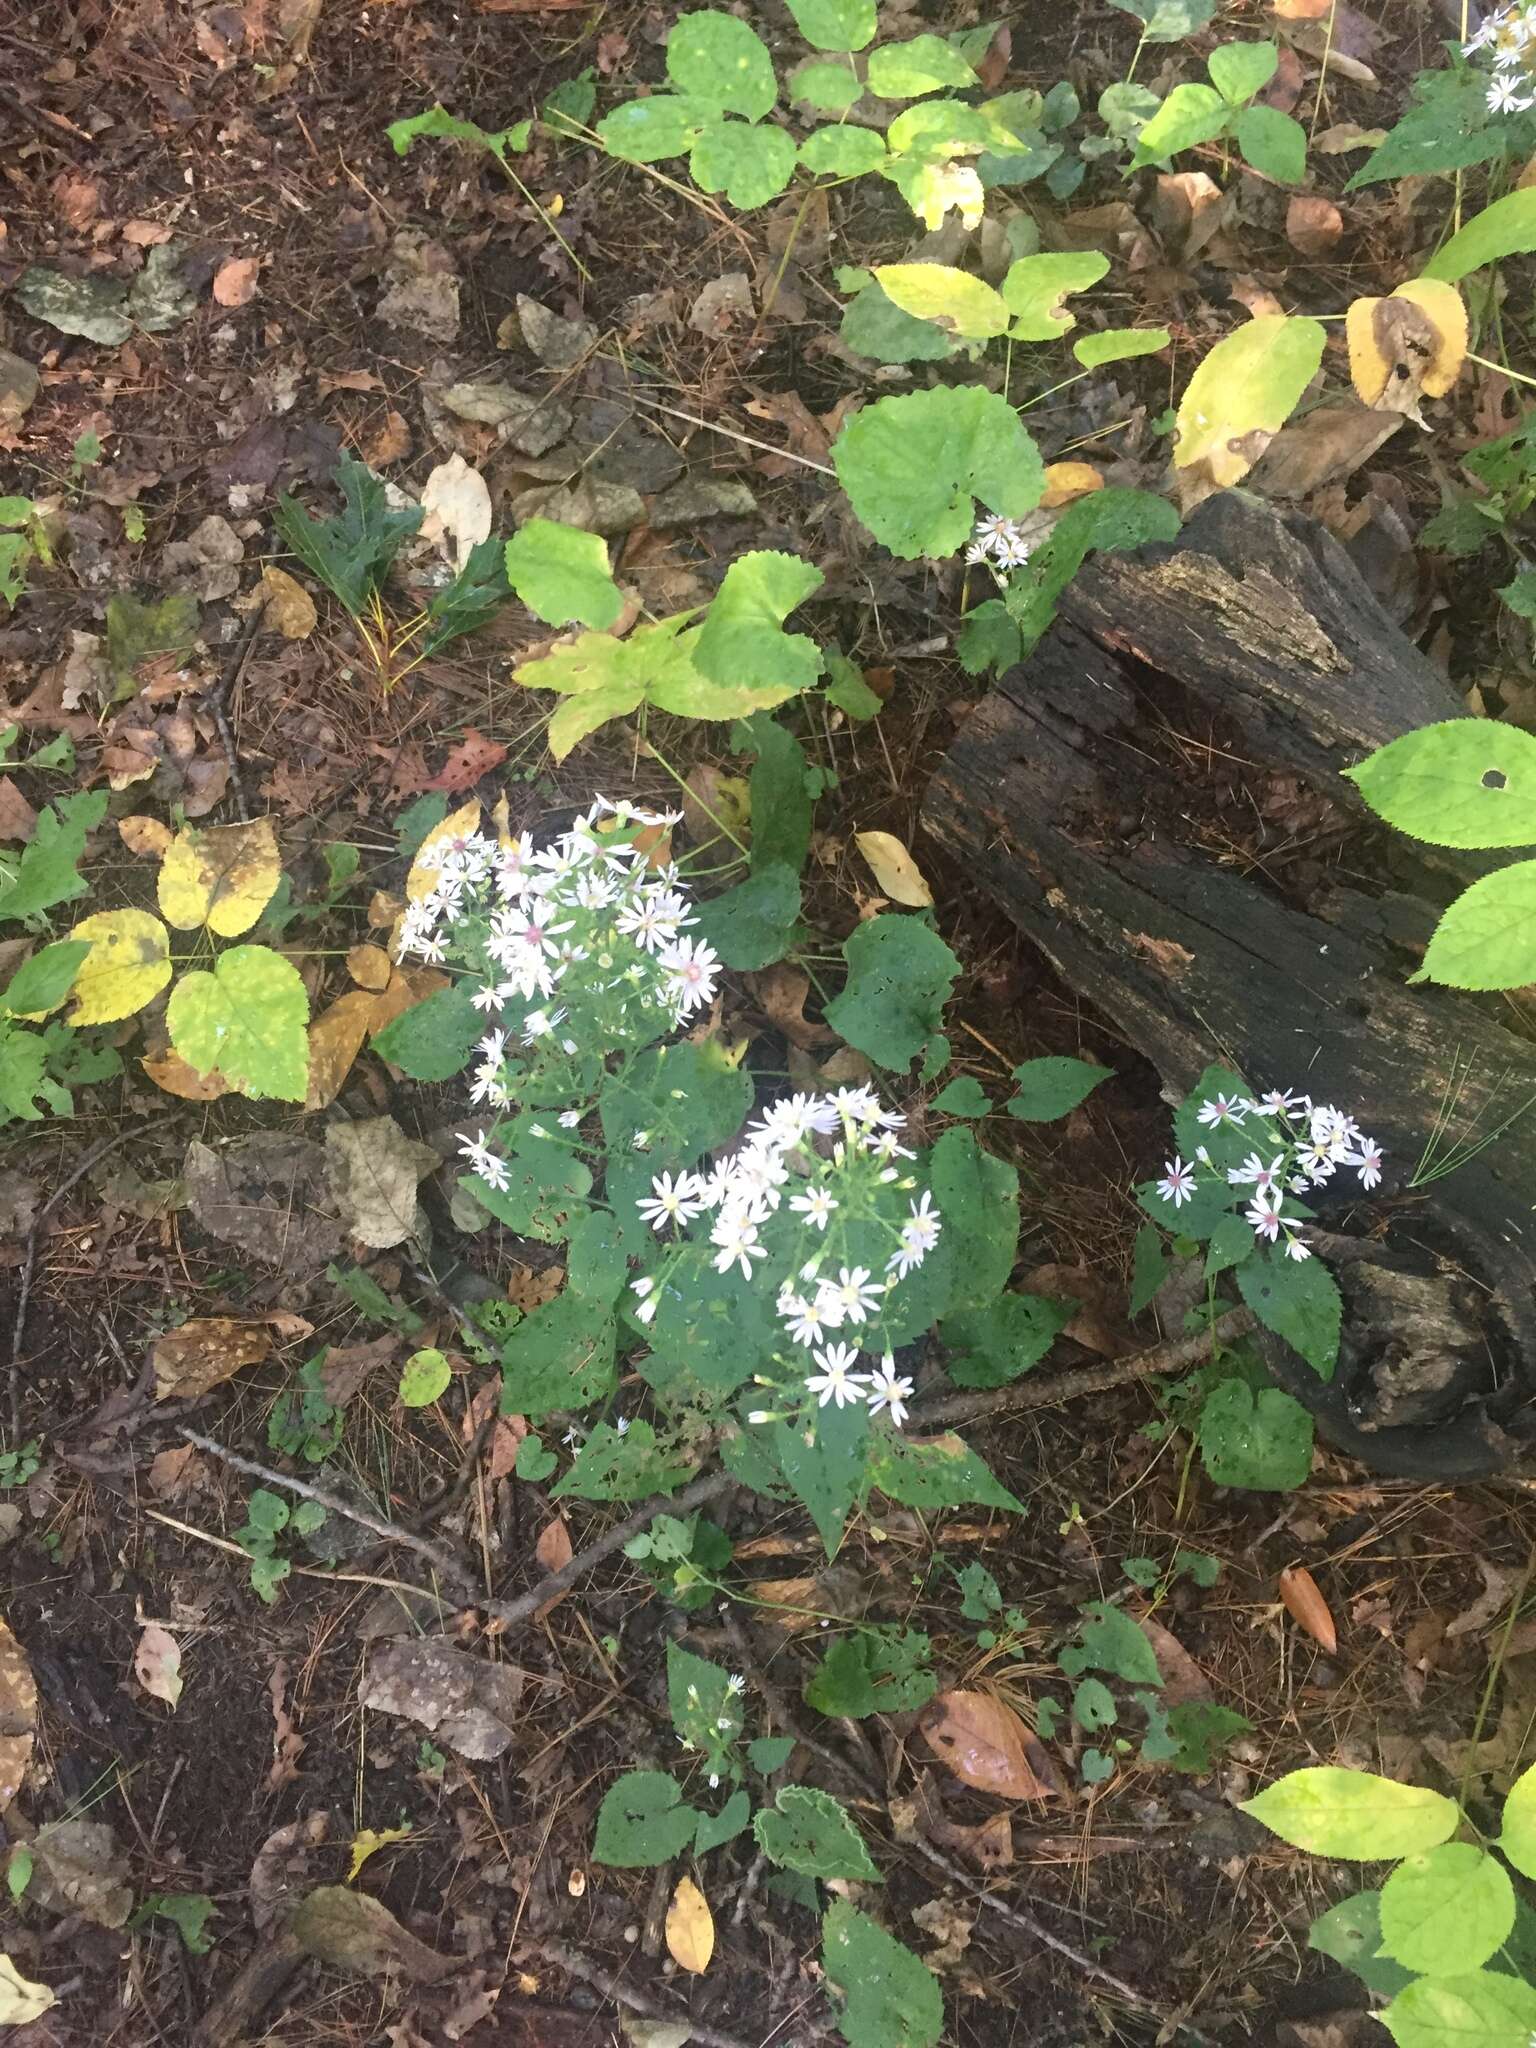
804, 1341, 868, 1409
1157, 1155, 1197, 1207
1196, 1093, 1246, 1129
865, 1354, 914, 1429
711, 1211, 767, 1281
1246, 1189, 1283, 1244
827, 1266, 884, 1325
788, 1184, 838, 1231
637, 1170, 706, 1233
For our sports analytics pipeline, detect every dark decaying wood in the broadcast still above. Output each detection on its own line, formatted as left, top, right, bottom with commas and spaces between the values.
924, 491, 1536, 1479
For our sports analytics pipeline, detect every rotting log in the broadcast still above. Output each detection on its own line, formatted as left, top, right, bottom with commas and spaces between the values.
923, 490, 1536, 1479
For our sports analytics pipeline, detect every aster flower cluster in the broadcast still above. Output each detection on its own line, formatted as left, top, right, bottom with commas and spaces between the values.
1155, 1088, 1383, 1264
629, 1085, 941, 1433
1465, 4, 1536, 113
965, 510, 1038, 572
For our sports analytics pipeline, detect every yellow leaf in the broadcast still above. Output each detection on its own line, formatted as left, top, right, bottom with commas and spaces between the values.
258, 565, 317, 640
1173, 314, 1326, 505
855, 830, 934, 908
118, 814, 173, 858
346, 943, 393, 992
1040, 462, 1104, 509
157, 816, 283, 936
0, 1956, 56, 2027
305, 989, 379, 1112
66, 908, 171, 1025
406, 798, 482, 905
665, 1875, 714, 1974
1347, 279, 1466, 422
346, 1824, 411, 1882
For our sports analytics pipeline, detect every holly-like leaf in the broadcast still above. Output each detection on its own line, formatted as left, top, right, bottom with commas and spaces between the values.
386, 103, 528, 162
422, 536, 513, 654
695, 551, 825, 691
157, 817, 283, 937
166, 945, 310, 1101
504, 519, 623, 629
553, 1420, 691, 1501
592, 1770, 701, 1867
832, 385, 1044, 559
821, 1901, 944, 2048
274, 454, 422, 619
754, 1786, 880, 1881
824, 914, 960, 1069
65, 909, 172, 1025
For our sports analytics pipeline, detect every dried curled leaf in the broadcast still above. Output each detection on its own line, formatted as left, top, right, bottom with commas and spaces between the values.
290, 1884, 457, 1983
918, 1689, 1059, 1801
152, 1317, 273, 1399
133, 1623, 183, 1708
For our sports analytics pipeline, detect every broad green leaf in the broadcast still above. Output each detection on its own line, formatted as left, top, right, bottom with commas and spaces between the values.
1132, 82, 1229, 168
386, 103, 525, 162
940, 1291, 1073, 1388
804, 1630, 936, 1718
737, 711, 820, 876
690, 119, 799, 208
548, 682, 644, 760
927, 1124, 1018, 1313
1073, 1677, 1117, 1730
1208, 41, 1278, 105
1174, 316, 1326, 490
1099, 80, 1161, 138
597, 96, 710, 163
515, 1433, 556, 1481
1166, 1700, 1252, 1775
832, 385, 1044, 559
667, 10, 777, 118
1000, 251, 1109, 341
2, 939, 88, 1019
1501, 571, 1536, 618
694, 861, 800, 970
1059, 1600, 1163, 1686
786, 0, 874, 49
1346, 720, 1536, 849
800, 126, 887, 175
1309, 1890, 1415, 1999
824, 914, 960, 1069
1236, 1250, 1341, 1381
466, 1136, 592, 1244
1378, 1843, 1514, 1976
772, 1396, 869, 1554
167, 944, 309, 1100
274, 455, 421, 619
1242, 1769, 1460, 1859
930, 1075, 989, 1116
1424, 189, 1536, 282
553, 1419, 690, 1501
157, 817, 282, 937
840, 281, 960, 364
1347, 69, 1502, 192
143, 1891, 218, 1954
1199, 1377, 1313, 1490
867, 1431, 1023, 1513
956, 599, 1021, 679
593, 1770, 700, 1867
504, 519, 622, 629
1129, 1220, 1170, 1314
399, 1348, 452, 1407
754, 1786, 880, 1881
794, 63, 864, 111
822, 1901, 944, 2048
1002, 486, 1180, 659
1414, 862, 1536, 990
1382, 1970, 1536, 2048
372, 983, 483, 1080
1108, 0, 1216, 41
695, 1788, 752, 1854
0, 1021, 63, 1123
872, 263, 1009, 341
66, 909, 172, 1025
500, 1292, 616, 1416
1073, 326, 1170, 368
1500, 1758, 1536, 1878
696, 551, 824, 691
105, 592, 200, 698
867, 33, 977, 99
1235, 105, 1307, 184
599, 1038, 752, 1167
1006, 1054, 1112, 1121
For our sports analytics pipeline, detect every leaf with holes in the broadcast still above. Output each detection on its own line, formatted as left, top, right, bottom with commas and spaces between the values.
1347, 721, 1536, 850
754, 1786, 880, 1881
822, 1901, 943, 2048
824, 914, 959, 1070
593, 1770, 701, 1867
167, 945, 309, 1101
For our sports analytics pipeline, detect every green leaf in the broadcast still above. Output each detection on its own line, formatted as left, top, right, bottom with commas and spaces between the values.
500, 1292, 616, 1417
399, 1348, 452, 1407
1166, 1700, 1252, 1774
600, 1038, 752, 1169
1132, 83, 1230, 169
736, 712, 820, 876
1242, 1768, 1460, 1859
467, 1136, 592, 1244
822, 1900, 944, 2048
867, 33, 977, 99
696, 551, 824, 691
1205, 1211, 1258, 1280
667, 1640, 740, 1748
504, 519, 622, 629
832, 385, 1043, 560
825, 914, 960, 1070
925, 1125, 1018, 1315
597, 96, 710, 163
105, 592, 201, 697
748, 1735, 796, 1775
695, 861, 801, 970
956, 599, 1021, 679
275, 455, 422, 619
1073, 326, 1171, 368
554, 1419, 690, 1501
804, 1630, 936, 1718
1059, 1601, 1163, 1687
667, 10, 777, 118
794, 62, 865, 110
1346, 720, 1536, 850
1424, 189, 1536, 282
2, 939, 89, 1018
1199, 1377, 1313, 1490
0, 1021, 59, 1122
1236, 1248, 1341, 1381
1000, 252, 1109, 341
386, 103, 524, 162
1500, 1758, 1536, 1878
1309, 1890, 1415, 1999
755, 1786, 880, 1881
1005, 1054, 1112, 1121
372, 983, 483, 1080
1208, 41, 1278, 105
1108, 0, 1216, 41
940, 1291, 1073, 1388
771, 1395, 869, 1554
800, 126, 887, 174
1073, 1677, 1117, 1731
1415, 861, 1536, 990
931, 1075, 989, 1116
145, 1891, 218, 1954
690, 119, 799, 208
1129, 1221, 1169, 1315
1382, 1970, 1536, 2048
840, 281, 959, 364
1379, 1843, 1515, 1976
421, 536, 511, 654
1501, 571, 1536, 619
872, 263, 1009, 341
514, 1433, 557, 1482
167, 945, 309, 1101
592, 1770, 700, 1867
1001, 487, 1181, 661
868, 1430, 1023, 1513
1099, 80, 1162, 138
696, 1788, 753, 1853
1235, 105, 1307, 184
1347, 68, 1503, 191
786, 0, 875, 50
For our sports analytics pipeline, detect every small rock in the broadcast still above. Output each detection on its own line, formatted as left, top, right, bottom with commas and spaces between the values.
650, 476, 758, 527
377, 231, 460, 345
0, 351, 40, 427
511, 475, 645, 538
508, 294, 597, 369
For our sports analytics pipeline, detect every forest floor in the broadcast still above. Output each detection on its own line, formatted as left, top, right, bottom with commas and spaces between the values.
2, 3, 1535, 2046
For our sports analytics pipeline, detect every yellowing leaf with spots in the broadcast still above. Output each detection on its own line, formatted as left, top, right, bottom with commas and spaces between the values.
1347, 277, 1467, 424
1173, 313, 1326, 508
167, 944, 309, 1101
157, 816, 283, 936
665, 1875, 715, 1974
346, 1824, 410, 1882
406, 799, 482, 905
855, 830, 934, 908
66, 909, 172, 1024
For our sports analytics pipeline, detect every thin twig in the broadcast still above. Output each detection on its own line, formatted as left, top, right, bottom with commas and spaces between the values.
204, 608, 263, 823
520, 1936, 756, 2048
622, 388, 837, 476
912, 1310, 1255, 1431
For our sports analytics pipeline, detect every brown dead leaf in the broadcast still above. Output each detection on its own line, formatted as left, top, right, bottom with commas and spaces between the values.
751, 962, 833, 1048
1020, 1262, 1130, 1358
146, 1445, 202, 1498
118, 814, 173, 858
133, 1623, 183, 1709
0, 780, 37, 845
505, 1261, 565, 1314
536, 1515, 573, 1572
919, 1690, 1059, 1801
152, 1317, 273, 1399
421, 729, 508, 793
1314, 121, 1387, 154
305, 989, 379, 1112
1279, 1563, 1338, 1654
465, 1378, 526, 1479
1273, 0, 1332, 14
54, 173, 99, 229
1137, 1616, 1212, 1707
1149, 171, 1231, 263
123, 219, 174, 246
319, 368, 386, 394
365, 963, 448, 1036
929, 1810, 1014, 1872
347, 944, 393, 992
317, 1333, 400, 1407
291, 1885, 457, 1983
0, 1617, 37, 1814
1248, 402, 1404, 499
361, 1638, 527, 1759
745, 1577, 823, 1631
212, 255, 261, 307
267, 1657, 306, 1789
257, 565, 317, 639
1445, 1557, 1515, 1641
366, 409, 413, 466
1286, 194, 1344, 259
143, 1048, 231, 1100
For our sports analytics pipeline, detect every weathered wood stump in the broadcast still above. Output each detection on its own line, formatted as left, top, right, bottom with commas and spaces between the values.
924, 491, 1536, 1479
